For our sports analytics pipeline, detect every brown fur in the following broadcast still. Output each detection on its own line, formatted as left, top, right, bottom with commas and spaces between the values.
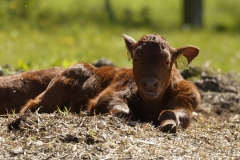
0, 67, 63, 113
2, 33, 200, 133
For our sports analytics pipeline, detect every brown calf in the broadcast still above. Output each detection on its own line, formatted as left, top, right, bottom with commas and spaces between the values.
18, 33, 200, 133
0, 67, 63, 114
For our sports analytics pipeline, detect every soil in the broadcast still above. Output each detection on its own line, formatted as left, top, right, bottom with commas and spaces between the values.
182, 67, 240, 115
0, 62, 239, 159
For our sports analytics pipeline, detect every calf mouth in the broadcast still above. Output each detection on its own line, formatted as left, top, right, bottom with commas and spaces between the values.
143, 91, 160, 99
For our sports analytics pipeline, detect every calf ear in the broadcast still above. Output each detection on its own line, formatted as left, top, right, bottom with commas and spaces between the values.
173, 45, 200, 64
123, 34, 136, 58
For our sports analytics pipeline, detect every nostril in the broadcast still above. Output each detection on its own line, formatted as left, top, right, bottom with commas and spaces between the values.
142, 79, 158, 89
143, 82, 147, 87
153, 81, 157, 87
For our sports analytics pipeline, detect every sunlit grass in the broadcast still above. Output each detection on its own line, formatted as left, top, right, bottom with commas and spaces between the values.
0, 26, 239, 72
0, 0, 239, 73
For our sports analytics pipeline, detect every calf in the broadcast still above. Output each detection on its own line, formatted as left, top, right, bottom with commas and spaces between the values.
19, 33, 200, 133
0, 67, 63, 114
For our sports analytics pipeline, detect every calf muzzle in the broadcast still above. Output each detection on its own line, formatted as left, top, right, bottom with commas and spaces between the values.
141, 78, 160, 99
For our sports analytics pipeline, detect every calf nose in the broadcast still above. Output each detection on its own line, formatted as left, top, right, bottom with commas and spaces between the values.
142, 79, 158, 90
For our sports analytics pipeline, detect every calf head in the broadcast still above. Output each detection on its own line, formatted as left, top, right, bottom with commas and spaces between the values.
123, 33, 199, 102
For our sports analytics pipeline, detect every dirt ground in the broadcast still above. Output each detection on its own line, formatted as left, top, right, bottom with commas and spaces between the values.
0, 65, 239, 159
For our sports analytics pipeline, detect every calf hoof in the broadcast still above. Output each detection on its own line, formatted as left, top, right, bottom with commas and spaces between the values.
159, 120, 177, 133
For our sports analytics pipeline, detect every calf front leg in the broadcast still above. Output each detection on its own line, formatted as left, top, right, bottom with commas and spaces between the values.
158, 110, 191, 133
158, 80, 200, 133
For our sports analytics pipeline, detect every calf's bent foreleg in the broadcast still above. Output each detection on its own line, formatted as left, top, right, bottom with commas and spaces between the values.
158, 80, 200, 133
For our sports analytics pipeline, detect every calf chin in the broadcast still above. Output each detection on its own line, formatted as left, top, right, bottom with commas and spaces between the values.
142, 91, 160, 100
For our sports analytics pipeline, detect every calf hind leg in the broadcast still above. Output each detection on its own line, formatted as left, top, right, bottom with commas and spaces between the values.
20, 80, 72, 114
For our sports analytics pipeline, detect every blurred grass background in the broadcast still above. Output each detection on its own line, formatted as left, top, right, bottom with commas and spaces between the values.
0, 0, 239, 72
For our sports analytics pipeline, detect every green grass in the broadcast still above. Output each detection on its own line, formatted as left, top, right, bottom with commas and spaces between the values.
57, 106, 71, 116
0, 0, 240, 73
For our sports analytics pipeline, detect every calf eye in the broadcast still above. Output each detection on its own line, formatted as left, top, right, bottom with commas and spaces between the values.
133, 59, 138, 62
166, 61, 170, 65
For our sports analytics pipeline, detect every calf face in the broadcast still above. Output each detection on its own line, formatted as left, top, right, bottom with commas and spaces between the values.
123, 34, 199, 102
